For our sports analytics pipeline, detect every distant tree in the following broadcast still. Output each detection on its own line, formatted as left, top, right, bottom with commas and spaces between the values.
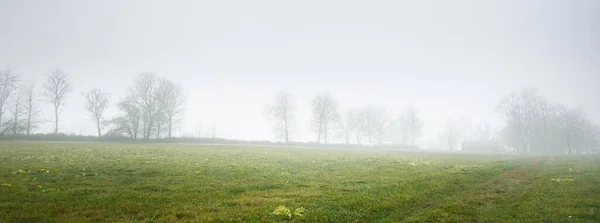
83, 89, 111, 137
311, 93, 339, 144
337, 108, 360, 144
397, 108, 424, 145
0, 68, 19, 131
108, 95, 141, 139
351, 108, 365, 144
3, 86, 27, 136
23, 84, 40, 135
264, 91, 295, 143
474, 123, 492, 140
555, 106, 589, 154
128, 73, 163, 140
443, 119, 461, 151
157, 79, 185, 138
42, 68, 73, 134
362, 106, 390, 145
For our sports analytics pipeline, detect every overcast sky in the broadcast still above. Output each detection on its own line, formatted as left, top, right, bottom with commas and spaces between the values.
1, 0, 599, 146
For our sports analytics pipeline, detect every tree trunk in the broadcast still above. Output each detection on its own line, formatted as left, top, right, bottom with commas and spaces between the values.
54, 105, 59, 134
96, 117, 102, 137
0, 106, 3, 133
323, 123, 328, 144
167, 116, 172, 138
284, 117, 289, 143
26, 110, 31, 135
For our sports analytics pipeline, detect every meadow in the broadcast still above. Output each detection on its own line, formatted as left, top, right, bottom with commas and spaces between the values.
1, 141, 599, 222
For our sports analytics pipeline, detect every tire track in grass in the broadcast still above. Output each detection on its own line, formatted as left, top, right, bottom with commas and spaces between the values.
402, 158, 543, 222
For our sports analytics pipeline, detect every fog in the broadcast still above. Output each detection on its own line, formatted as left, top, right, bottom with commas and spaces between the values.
1, 0, 599, 148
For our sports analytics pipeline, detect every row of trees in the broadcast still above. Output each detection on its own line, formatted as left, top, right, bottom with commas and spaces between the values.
264, 91, 424, 146
0, 68, 186, 140
496, 88, 599, 154
2, 67, 598, 153
0, 68, 66, 136
265, 88, 599, 154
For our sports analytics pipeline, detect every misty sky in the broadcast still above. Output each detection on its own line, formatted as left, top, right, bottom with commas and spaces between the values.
1, 0, 599, 146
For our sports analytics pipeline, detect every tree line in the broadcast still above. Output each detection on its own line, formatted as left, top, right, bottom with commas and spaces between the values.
1, 67, 598, 153
0, 68, 185, 140
264, 91, 424, 147
264, 89, 599, 154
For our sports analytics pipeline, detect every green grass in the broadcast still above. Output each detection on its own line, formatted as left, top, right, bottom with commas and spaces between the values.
1, 141, 599, 222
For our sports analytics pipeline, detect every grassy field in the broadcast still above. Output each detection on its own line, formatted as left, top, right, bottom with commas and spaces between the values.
1, 141, 599, 222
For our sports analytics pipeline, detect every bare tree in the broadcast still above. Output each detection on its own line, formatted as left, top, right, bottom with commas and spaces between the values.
264, 91, 294, 143
23, 84, 40, 135
496, 88, 543, 152
311, 93, 339, 144
128, 73, 163, 140
0, 68, 19, 131
361, 106, 377, 145
474, 123, 492, 140
42, 68, 73, 134
362, 106, 390, 145
352, 108, 365, 144
337, 108, 360, 144
443, 119, 462, 151
83, 89, 111, 137
3, 87, 27, 136
157, 79, 185, 138
397, 108, 424, 145
108, 95, 141, 139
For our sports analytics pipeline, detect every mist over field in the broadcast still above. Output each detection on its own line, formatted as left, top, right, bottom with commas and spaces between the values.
1, 0, 600, 222
1, 0, 599, 149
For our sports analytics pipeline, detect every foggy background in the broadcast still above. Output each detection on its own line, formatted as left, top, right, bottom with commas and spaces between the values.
1, 0, 598, 147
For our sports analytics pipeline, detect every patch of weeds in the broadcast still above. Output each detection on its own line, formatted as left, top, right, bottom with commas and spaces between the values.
271, 205, 306, 220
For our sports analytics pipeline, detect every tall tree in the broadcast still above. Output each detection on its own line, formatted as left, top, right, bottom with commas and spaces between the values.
83, 89, 111, 137
0, 68, 19, 131
311, 93, 338, 144
42, 68, 73, 134
265, 91, 294, 143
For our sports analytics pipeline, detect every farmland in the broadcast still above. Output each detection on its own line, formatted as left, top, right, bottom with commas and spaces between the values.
1, 141, 599, 222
